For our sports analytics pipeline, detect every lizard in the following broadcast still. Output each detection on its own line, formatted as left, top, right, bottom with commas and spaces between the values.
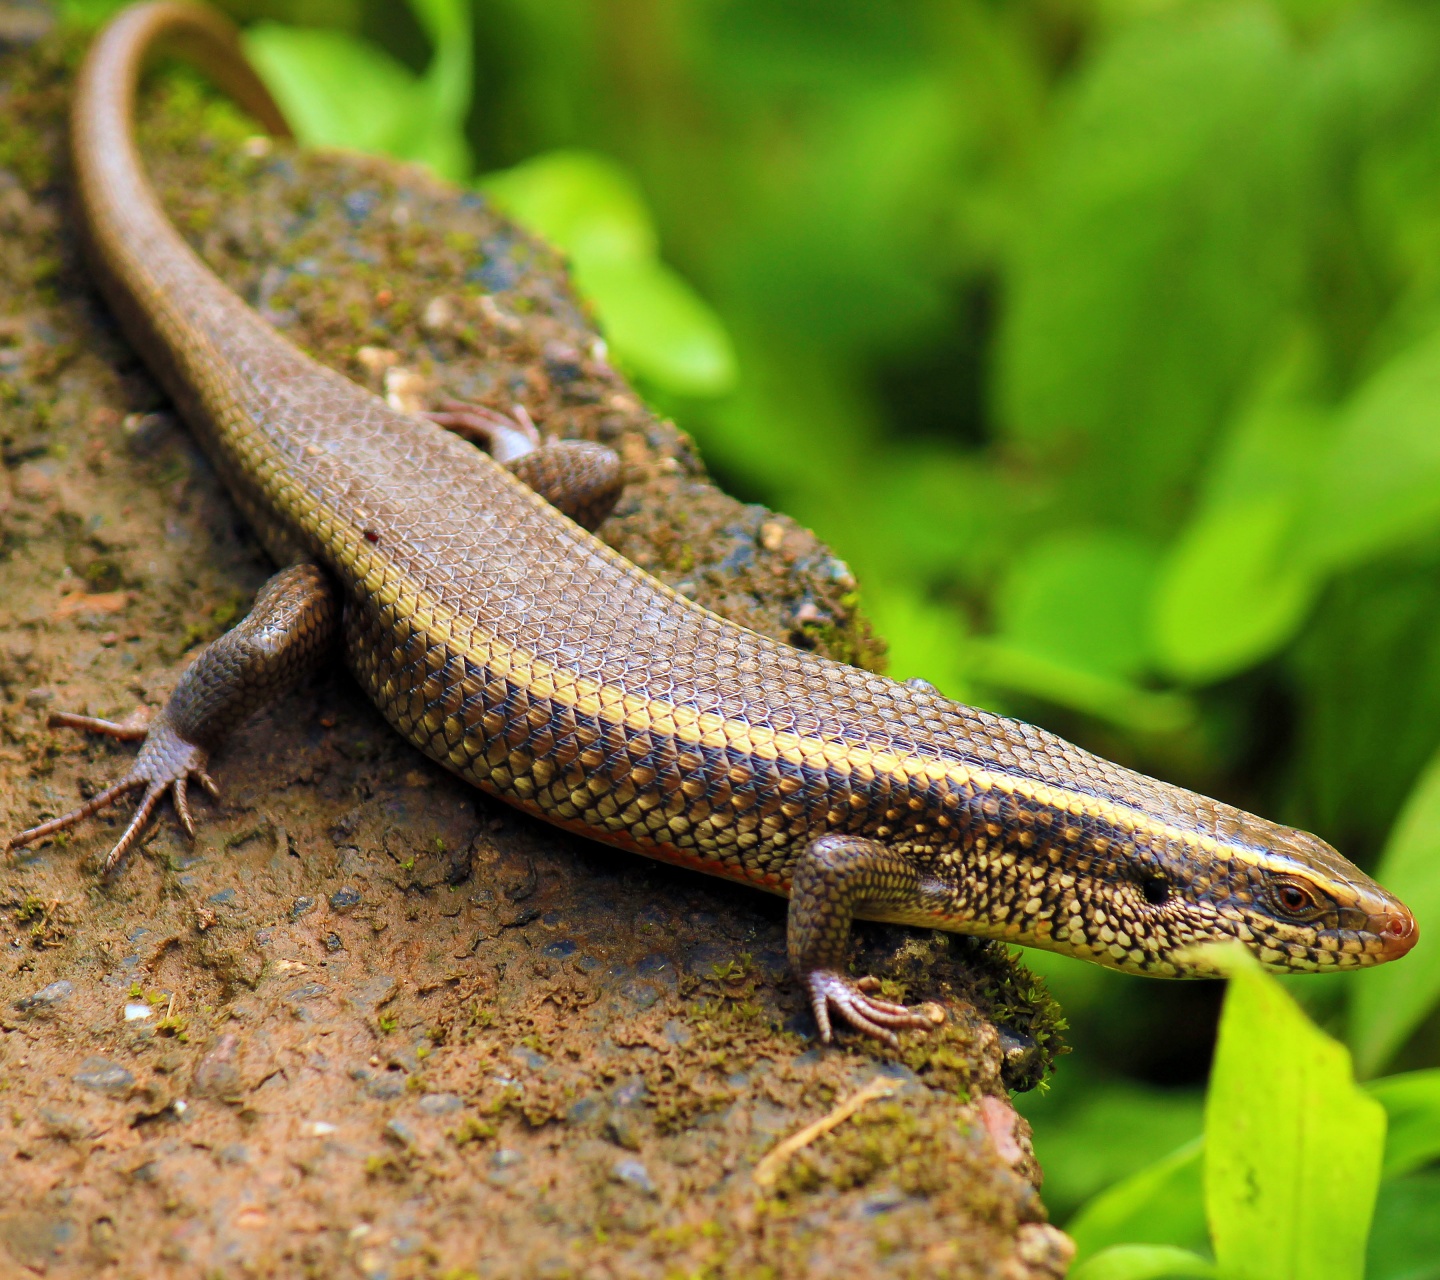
9, 0, 1417, 1046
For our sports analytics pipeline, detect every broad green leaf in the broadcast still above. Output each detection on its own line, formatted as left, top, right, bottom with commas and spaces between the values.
244, 26, 420, 156
964, 637, 1193, 735
1066, 1139, 1207, 1262
244, 0, 472, 180
1205, 949, 1386, 1280
575, 256, 737, 396
996, 529, 1160, 680
483, 151, 658, 265
1304, 326, 1440, 569
1285, 558, 1440, 848
1152, 492, 1318, 684
1070, 1245, 1215, 1280
483, 151, 736, 396
862, 582, 980, 709
1367, 1070, 1440, 1179
1366, 1172, 1440, 1280
1350, 744, 1440, 1076
1150, 375, 1330, 683
997, 5, 1308, 529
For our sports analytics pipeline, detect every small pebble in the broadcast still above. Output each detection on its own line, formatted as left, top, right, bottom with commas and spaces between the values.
618, 980, 662, 1010
384, 1118, 418, 1147
417, 1092, 462, 1116
329, 886, 363, 911
73, 1057, 134, 1095
192, 1033, 241, 1097
289, 896, 316, 921
611, 1158, 656, 1196
14, 979, 73, 1011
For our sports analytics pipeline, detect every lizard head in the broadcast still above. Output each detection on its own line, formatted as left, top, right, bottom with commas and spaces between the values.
912, 775, 1417, 977
987, 803, 1418, 977
1138, 817, 1418, 977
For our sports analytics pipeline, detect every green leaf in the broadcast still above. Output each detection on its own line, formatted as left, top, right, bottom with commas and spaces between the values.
1066, 1138, 1207, 1262
964, 638, 1194, 736
1367, 1070, 1440, 1179
483, 151, 736, 396
243, 0, 472, 180
243, 25, 421, 156
1150, 365, 1331, 683
1350, 743, 1440, 1076
996, 529, 1160, 680
1366, 1172, 1440, 1280
576, 256, 737, 396
997, 5, 1308, 530
1069, 1245, 1215, 1280
1151, 492, 1318, 684
1205, 949, 1386, 1280
1304, 326, 1440, 569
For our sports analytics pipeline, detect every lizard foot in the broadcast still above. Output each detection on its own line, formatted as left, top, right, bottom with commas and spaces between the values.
805, 969, 944, 1047
8, 710, 218, 873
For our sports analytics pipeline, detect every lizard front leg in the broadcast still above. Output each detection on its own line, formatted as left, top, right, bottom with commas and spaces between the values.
9, 562, 339, 873
789, 834, 947, 1046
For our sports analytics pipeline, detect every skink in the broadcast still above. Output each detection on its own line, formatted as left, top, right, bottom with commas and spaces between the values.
12, 1, 1417, 1044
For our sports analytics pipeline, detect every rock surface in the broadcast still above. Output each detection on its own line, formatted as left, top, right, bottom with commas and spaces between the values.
0, 32, 1069, 1278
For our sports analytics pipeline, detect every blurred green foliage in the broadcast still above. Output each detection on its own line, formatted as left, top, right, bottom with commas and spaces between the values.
59, 0, 1440, 1268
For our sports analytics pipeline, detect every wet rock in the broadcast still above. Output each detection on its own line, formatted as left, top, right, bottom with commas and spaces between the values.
328, 886, 362, 911
14, 978, 73, 1011
73, 1057, 134, 1096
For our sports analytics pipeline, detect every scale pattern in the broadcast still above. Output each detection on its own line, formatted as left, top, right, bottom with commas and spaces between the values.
61, 2, 1416, 988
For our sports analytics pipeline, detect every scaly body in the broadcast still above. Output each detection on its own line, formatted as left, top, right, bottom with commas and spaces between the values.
15, 1, 1415, 1043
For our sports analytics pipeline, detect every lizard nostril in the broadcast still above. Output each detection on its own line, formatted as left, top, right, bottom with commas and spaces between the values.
1379, 909, 1419, 959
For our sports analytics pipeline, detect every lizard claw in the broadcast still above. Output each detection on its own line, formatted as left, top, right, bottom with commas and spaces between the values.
805, 969, 943, 1047
9, 710, 214, 874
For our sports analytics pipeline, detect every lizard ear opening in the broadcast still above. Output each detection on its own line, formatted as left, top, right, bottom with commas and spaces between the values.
1139, 873, 1171, 906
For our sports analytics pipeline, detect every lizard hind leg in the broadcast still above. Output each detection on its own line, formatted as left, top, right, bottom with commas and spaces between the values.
426, 402, 623, 531
8, 563, 339, 874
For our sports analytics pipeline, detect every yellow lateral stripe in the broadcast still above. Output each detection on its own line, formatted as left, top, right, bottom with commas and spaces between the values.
286, 477, 1259, 869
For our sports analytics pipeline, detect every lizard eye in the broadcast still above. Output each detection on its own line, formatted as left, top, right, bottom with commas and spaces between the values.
1269, 876, 1328, 922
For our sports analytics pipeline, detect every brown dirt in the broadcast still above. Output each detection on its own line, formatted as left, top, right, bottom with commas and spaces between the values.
0, 28, 1070, 1279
